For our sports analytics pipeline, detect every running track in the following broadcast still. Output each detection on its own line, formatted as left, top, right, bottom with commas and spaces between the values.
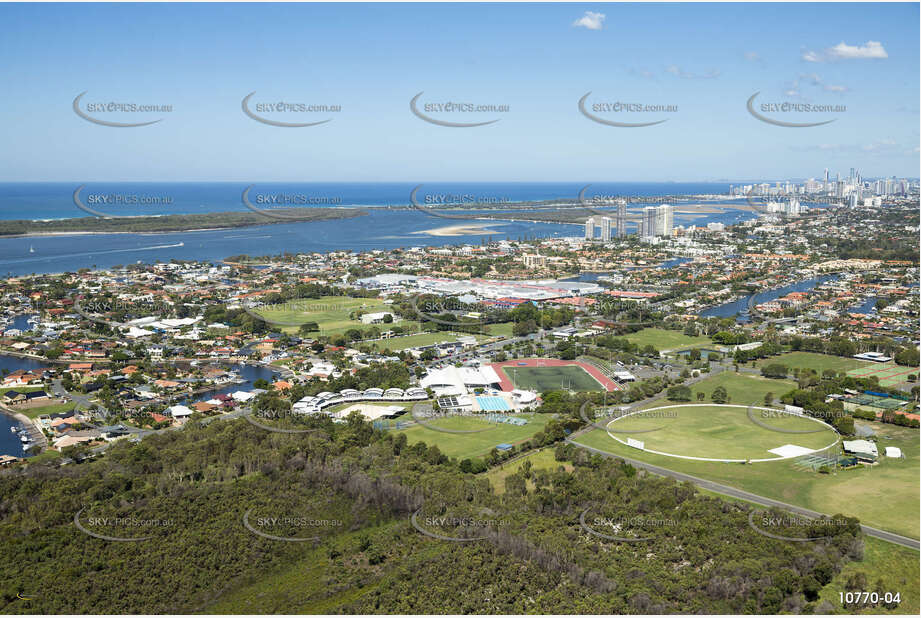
490, 358, 621, 392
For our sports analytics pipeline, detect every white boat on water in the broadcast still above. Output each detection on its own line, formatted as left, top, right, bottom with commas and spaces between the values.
20, 435, 31, 443
10, 426, 18, 433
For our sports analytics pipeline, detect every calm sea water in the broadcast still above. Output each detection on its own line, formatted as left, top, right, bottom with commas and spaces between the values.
699, 275, 840, 321
0, 182, 760, 275
0, 354, 51, 458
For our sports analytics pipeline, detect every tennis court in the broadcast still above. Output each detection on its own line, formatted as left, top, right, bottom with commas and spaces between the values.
846, 363, 919, 387
847, 392, 907, 411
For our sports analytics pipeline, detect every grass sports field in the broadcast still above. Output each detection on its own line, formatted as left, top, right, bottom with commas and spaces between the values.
498, 365, 604, 392
608, 404, 838, 461
574, 417, 919, 539
250, 296, 427, 335
378, 331, 475, 351
395, 413, 549, 460
755, 351, 866, 374
691, 371, 797, 405
754, 352, 919, 387
624, 328, 712, 351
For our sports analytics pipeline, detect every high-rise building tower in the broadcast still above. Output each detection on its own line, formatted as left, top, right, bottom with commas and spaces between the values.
656, 204, 674, 236
615, 200, 627, 238
599, 216, 612, 242
642, 206, 657, 239
584, 217, 595, 240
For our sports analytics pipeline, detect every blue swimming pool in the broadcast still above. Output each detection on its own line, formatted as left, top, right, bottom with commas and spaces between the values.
476, 396, 511, 411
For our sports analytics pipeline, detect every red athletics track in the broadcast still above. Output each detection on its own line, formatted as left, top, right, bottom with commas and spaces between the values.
489, 358, 621, 392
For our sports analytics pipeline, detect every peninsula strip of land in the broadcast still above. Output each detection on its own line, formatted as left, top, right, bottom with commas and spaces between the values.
0, 208, 369, 237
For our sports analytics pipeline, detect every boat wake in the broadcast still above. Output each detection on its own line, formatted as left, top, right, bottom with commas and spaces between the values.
0, 242, 185, 265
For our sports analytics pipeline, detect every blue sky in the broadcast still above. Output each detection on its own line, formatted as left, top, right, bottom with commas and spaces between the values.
0, 2, 917, 182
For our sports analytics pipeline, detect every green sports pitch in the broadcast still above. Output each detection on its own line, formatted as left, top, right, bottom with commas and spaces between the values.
606, 404, 839, 461
500, 365, 605, 392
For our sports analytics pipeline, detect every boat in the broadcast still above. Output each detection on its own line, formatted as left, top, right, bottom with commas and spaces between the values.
10, 426, 18, 433
29, 245, 34, 254
20, 435, 31, 443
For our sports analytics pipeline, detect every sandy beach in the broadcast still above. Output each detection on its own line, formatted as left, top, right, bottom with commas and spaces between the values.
413, 222, 505, 237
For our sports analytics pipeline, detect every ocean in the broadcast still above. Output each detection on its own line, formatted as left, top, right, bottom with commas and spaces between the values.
0, 182, 761, 275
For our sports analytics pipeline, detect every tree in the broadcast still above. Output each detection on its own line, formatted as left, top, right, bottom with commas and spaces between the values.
666, 385, 692, 401
895, 347, 920, 367
763, 392, 774, 406
761, 363, 788, 379
298, 322, 320, 335
711, 386, 728, 404
696, 391, 705, 401
832, 415, 855, 436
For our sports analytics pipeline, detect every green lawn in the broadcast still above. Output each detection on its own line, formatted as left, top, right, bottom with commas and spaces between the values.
574, 418, 919, 539
755, 352, 868, 374
624, 328, 711, 351
686, 371, 798, 405
497, 364, 604, 392
21, 401, 76, 419
482, 321, 515, 337
375, 331, 473, 352
250, 296, 391, 334
485, 448, 573, 494
396, 413, 550, 460
608, 404, 838, 460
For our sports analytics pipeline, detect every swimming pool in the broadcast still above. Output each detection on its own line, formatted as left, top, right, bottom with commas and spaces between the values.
476, 396, 511, 411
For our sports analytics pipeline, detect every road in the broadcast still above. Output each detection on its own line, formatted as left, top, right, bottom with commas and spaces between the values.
566, 438, 920, 551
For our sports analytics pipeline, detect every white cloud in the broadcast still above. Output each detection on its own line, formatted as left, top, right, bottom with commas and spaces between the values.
785, 73, 848, 97
572, 11, 605, 30
829, 40, 888, 60
665, 65, 720, 79
801, 50, 822, 63
802, 40, 888, 62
